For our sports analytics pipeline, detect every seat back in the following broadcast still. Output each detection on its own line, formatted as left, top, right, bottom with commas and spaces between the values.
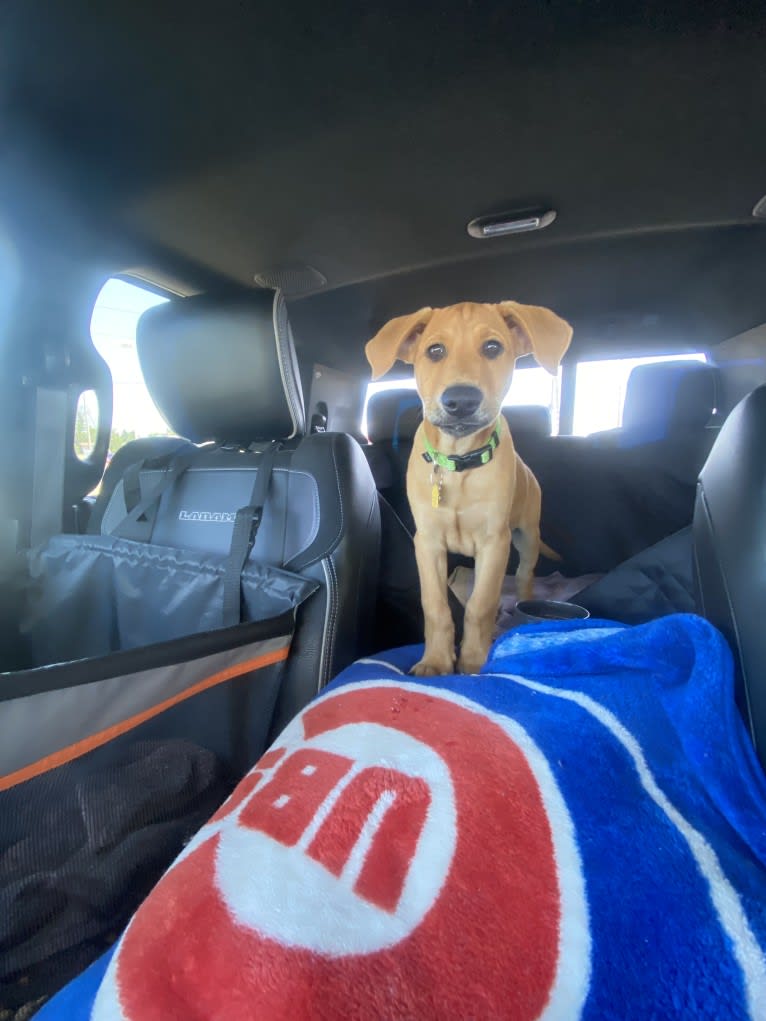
91, 290, 381, 731
501, 404, 552, 441
693, 384, 766, 770
365, 389, 420, 446
518, 363, 720, 575
591, 360, 719, 448
362, 388, 422, 530
501, 404, 553, 464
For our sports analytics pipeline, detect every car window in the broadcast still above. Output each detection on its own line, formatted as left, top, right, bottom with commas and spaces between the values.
89, 278, 173, 455
362, 365, 560, 439
572, 353, 707, 436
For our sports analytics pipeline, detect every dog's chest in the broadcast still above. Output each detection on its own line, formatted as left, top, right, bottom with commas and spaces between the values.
438, 507, 483, 557
413, 471, 508, 557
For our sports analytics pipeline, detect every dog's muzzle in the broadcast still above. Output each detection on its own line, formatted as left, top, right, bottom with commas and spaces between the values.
440, 385, 483, 419
433, 385, 489, 435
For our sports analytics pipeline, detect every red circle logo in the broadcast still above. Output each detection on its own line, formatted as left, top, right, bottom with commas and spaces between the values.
93, 683, 589, 1020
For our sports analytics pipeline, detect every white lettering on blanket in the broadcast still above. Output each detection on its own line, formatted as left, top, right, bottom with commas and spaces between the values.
217, 720, 456, 952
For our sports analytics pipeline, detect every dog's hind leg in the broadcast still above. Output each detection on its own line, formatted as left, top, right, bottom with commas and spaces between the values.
512, 467, 544, 601
512, 524, 541, 602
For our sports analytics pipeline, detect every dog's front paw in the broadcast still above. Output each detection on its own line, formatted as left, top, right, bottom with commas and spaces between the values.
457, 648, 489, 675
410, 655, 455, 677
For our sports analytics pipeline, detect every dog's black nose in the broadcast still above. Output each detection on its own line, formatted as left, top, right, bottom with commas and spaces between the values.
441, 385, 483, 419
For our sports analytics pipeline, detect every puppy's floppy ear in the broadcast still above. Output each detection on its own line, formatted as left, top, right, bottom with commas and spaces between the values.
496, 301, 573, 375
365, 307, 434, 380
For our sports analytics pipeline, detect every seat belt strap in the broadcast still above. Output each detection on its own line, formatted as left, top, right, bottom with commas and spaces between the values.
108, 450, 197, 538
222, 441, 281, 627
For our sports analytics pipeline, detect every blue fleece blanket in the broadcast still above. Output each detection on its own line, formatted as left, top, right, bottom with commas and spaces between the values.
39, 615, 766, 1020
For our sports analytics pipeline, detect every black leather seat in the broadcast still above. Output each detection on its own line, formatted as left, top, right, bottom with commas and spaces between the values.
365, 389, 421, 448
360, 388, 467, 645
693, 384, 766, 771
90, 290, 381, 732
362, 388, 422, 531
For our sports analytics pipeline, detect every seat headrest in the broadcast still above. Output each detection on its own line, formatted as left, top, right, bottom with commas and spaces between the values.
396, 404, 423, 442
621, 360, 719, 443
137, 290, 305, 445
502, 404, 552, 439
366, 389, 422, 444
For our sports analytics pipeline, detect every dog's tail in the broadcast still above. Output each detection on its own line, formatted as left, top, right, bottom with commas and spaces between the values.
539, 540, 562, 562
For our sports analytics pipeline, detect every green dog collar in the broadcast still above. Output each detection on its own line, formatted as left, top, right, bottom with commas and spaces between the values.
422, 420, 501, 473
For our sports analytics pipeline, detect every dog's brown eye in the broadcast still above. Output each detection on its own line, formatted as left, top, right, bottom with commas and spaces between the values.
482, 339, 504, 359
426, 343, 446, 362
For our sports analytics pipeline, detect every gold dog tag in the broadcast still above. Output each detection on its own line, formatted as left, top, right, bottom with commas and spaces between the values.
431, 467, 443, 508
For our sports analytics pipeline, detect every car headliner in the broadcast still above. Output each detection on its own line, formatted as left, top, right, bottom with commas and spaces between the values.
2, 0, 766, 366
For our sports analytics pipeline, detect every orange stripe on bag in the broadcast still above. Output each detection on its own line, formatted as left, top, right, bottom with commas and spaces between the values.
0, 643, 290, 791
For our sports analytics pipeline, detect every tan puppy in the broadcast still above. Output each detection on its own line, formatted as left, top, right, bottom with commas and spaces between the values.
366, 301, 572, 676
